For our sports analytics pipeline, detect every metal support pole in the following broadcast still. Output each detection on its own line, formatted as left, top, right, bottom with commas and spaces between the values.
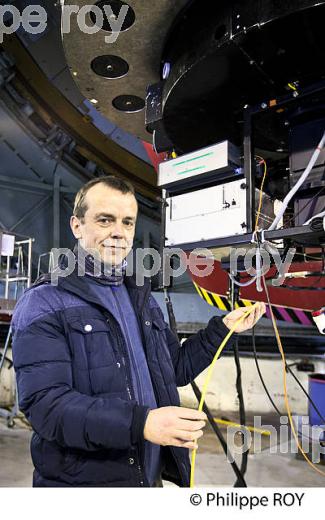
157, 189, 167, 290
53, 170, 61, 249
142, 229, 151, 271
228, 274, 248, 485
4, 255, 10, 300
243, 108, 255, 234
27, 238, 33, 288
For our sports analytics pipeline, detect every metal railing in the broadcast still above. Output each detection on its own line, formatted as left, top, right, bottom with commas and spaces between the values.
0, 237, 34, 300
0, 233, 34, 427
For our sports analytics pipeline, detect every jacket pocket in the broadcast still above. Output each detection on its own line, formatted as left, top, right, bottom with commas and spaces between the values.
68, 318, 116, 368
68, 318, 121, 395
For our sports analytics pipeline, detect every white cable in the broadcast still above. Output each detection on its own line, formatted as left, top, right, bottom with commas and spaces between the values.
229, 233, 266, 289
228, 272, 257, 287
268, 130, 325, 231
255, 246, 263, 292
303, 210, 325, 226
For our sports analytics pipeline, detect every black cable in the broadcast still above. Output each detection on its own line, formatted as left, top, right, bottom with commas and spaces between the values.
252, 243, 325, 425
252, 326, 325, 436
191, 381, 247, 487
281, 185, 325, 228
233, 338, 249, 486
252, 327, 282, 416
262, 267, 325, 427
285, 364, 325, 424
164, 290, 247, 488
0, 350, 13, 369
274, 285, 325, 291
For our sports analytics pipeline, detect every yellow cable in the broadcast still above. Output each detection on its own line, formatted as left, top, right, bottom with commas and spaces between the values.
214, 418, 271, 436
262, 276, 325, 478
255, 159, 268, 231
255, 165, 323, 476
190, 285, 325, 486
190, 303, 259, 488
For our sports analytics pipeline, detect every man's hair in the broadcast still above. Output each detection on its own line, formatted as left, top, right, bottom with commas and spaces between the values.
73, 175, 136, 220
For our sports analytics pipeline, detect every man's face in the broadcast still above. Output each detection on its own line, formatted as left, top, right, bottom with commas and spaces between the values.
70, 183, 138, 265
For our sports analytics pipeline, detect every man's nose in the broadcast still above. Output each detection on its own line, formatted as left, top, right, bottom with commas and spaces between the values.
110, 221, 125, 239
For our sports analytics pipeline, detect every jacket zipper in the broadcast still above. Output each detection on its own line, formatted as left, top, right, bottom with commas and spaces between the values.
146, 315, 186, 486
114, 294, 143, 405
107, 314, 145, 487
121, 355, 132, 400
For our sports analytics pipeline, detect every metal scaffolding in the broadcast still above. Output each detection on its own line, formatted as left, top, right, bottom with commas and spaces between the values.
0, 233, 34, 427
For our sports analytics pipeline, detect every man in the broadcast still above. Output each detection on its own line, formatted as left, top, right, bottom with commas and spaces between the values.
12, 176, 265, 487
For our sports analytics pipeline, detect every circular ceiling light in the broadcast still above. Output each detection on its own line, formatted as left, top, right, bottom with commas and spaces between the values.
91, 55, 129, 79
112, 95, 145, 113
162, 62, 171, 80
90, 1, 136, 32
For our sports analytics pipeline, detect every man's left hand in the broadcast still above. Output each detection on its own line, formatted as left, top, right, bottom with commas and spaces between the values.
222, 302, 266, 333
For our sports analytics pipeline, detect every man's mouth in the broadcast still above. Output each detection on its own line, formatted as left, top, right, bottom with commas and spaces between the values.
102, 245, 126, 250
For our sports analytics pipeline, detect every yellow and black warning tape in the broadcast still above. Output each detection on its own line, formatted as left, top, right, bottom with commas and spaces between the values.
193, 281, 253, 312
193, 281, 314, 326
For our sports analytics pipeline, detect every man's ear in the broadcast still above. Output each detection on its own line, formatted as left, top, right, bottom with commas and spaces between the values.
70, 215, 82, 239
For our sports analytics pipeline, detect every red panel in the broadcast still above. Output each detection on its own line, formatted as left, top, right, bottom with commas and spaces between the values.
142, 141, 168, 172
190, 259, 325, 312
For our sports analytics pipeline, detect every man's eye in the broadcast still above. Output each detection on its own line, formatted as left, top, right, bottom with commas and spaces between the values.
124, 221, 134, 228
99, 218, 112, 224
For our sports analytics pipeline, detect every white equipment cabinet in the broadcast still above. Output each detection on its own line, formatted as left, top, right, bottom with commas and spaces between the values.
165, 179, 248, 246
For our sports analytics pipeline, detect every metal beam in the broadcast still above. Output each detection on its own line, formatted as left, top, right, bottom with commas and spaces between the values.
0, 217, 7, 229
0, 182, 47, 196
171, 225, 325, 252
0, 174, 76, 193
9, 196, 51, 232
62, 197, 73, 215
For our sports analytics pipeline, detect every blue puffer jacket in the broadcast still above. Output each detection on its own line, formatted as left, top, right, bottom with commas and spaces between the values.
11, 265, 234, 487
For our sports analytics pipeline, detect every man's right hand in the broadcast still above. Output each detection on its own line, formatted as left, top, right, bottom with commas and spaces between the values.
143, 406, 207, 450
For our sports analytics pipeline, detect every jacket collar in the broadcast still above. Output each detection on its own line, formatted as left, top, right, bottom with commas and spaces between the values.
64, 269, 149, 306
32, 252, 152, 315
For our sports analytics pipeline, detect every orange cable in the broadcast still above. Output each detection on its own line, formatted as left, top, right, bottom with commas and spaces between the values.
262, 275, 325, 477
255, 159, 268, 232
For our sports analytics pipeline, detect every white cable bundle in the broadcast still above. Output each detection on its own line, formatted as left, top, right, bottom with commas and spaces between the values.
269, 130, 325, 231
304, 210, 325, 226
229, 132, 325, 291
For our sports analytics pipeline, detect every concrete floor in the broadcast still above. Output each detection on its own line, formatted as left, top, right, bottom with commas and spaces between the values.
0, 416, 323, 487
